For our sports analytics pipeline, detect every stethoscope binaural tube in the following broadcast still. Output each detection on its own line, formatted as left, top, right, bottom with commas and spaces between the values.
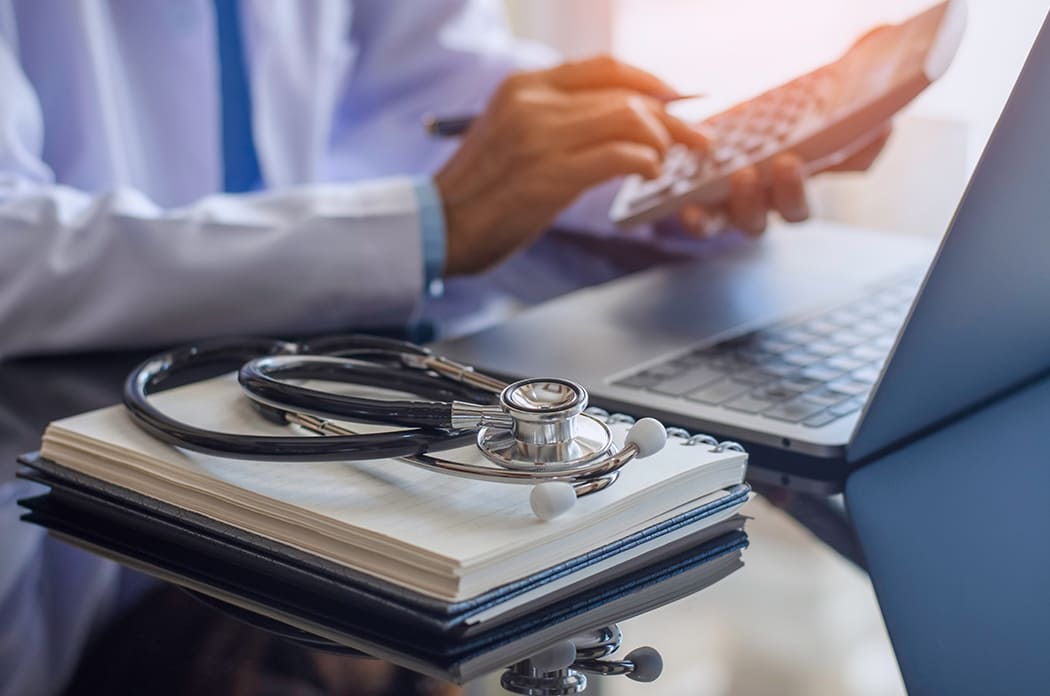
237, 354, 480, 428
123, 335, 495, 462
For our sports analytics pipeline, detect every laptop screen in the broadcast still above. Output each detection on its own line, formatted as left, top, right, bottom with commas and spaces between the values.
849, 6, 1050, 462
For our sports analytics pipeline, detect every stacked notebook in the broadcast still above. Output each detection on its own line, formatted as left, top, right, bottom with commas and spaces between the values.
19, 373, 750, 678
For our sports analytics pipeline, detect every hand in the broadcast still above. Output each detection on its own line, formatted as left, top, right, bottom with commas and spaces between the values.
434, 56, 708, 276
677, 124, 893, 238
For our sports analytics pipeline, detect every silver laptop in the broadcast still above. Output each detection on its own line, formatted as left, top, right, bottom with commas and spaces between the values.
438, 10, 1050, 494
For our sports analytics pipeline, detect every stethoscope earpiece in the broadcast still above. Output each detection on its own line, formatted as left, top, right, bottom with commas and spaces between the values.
529, 481, 576, 521
526, 417, 668, 521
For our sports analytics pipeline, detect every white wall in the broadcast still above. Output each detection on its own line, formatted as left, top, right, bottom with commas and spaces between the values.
504, 0, 614, 58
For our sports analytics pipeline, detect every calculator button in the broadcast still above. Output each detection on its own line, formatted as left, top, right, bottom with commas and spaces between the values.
742, 136, 767, 153
712, 146, 736, 165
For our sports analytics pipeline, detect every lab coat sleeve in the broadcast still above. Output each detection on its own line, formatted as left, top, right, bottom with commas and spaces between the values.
0, 37, 429, 360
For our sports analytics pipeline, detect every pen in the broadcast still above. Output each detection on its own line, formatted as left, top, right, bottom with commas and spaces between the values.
424, 93, 706, 137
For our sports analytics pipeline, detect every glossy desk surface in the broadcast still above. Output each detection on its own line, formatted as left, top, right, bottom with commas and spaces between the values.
848, 372, 1050, 696
1, 351, 902, 695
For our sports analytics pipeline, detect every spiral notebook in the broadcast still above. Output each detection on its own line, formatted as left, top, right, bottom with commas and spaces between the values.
31, 374, 749, 605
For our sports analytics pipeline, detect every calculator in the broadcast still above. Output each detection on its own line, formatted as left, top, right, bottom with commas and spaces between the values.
609, 0, 967, 227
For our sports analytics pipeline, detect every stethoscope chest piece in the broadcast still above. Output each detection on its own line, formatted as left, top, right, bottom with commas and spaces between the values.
478, 379, 613, 473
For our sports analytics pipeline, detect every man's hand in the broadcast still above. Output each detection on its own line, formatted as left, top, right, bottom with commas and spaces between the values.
676, 124, 893, 238
435, 56, 708, 276
435, 55, 894, 276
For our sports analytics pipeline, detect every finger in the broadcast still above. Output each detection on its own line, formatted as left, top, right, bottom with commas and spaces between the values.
728, 166, 768, 237
678, 204, 707, 237
568, 90, 709, 151
545, 55, 679, 99
769, 153, 810, 222
558, 141, 663, 194
655, 109, 710, 151
823, 124, 892, 172
558, 95, 673, 156
678, 204, 726, 238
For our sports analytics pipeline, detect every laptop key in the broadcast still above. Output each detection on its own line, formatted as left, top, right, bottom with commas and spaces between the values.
613, 373, 663, 389
641, 363, 687, 378
671, 352, 709, 367
851, 365, 881, 384
731, 349, 769, 366
849, 344, 888, 362
724, 393, 778, 413
781, 349, 822, 367
650, 365, 725, 396
827, 377, 871, 396
754, 337, 795, 354
799, 319, 840, 336
804, 410, 842, 427
756, 357, 798, 377
828, 396, 866, 417
763, 396, 828, 422
705, 354, 750, 372
779, 375, 822, 392
871, 334, 896, 350
805, 340, 843, 357
803, 385, 851, 406
799, 363, 845, 383
825, 354, 868, 372
827, 308, 865, 326
852, 322, 886, 338
687, 378, 752, 405
777, 328, 821, 345
730, 368, 775, 386
752, 382, 803, 403
827, 330, 867, 347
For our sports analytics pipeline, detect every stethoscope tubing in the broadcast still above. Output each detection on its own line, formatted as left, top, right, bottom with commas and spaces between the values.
123, 335, 493, 462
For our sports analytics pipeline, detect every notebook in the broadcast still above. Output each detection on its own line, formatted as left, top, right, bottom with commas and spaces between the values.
35, 374, 749, 604
17, 469, 747, 682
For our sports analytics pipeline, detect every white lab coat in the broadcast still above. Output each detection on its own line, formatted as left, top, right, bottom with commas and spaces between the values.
0, 0, 559, 358
0, 2, 561, 694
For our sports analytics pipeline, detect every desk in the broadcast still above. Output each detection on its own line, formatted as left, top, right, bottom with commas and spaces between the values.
1, 352, 900, 695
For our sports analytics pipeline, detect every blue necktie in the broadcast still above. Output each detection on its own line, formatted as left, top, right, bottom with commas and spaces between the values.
213, 0, 262, 193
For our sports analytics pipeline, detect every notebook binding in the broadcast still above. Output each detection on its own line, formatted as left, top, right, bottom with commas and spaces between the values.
584, 407, 745, 453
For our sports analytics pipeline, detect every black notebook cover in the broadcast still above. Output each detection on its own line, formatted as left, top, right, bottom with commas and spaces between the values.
17, 462, 748, 680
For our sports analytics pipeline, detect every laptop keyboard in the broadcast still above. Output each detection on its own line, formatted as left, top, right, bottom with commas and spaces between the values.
610, 274, 922, 428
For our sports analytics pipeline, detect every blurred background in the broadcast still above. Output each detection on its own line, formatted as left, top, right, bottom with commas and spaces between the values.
458, 2, 1049, 694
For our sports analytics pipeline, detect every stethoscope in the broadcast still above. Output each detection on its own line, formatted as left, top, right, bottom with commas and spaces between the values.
124, 335, 669, 520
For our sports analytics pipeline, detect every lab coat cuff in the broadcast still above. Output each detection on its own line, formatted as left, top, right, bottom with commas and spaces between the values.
413, 177, 447, 298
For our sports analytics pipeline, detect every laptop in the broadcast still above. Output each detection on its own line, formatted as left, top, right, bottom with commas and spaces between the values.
437, 9, 1050, 493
